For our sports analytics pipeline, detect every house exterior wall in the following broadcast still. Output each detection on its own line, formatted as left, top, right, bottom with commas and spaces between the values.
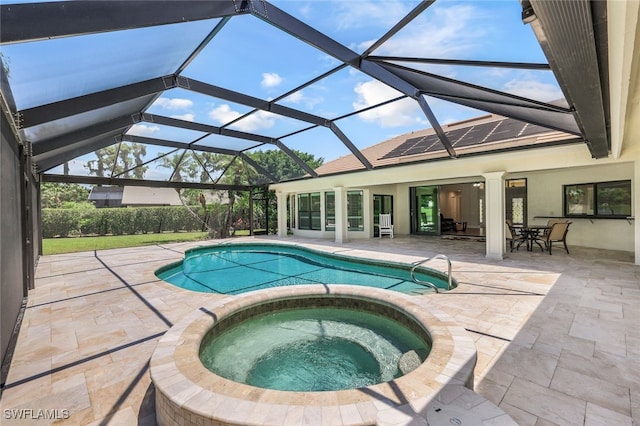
271, 143, 638, 256
523, 163, 634, 251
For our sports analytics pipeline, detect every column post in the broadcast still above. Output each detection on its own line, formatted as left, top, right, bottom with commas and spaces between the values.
483, 171, 506, 260
334, 187, 348, 244
275, 191, 288, 237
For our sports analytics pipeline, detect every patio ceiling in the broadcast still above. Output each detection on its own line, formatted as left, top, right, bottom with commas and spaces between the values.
0, 0, 610, 190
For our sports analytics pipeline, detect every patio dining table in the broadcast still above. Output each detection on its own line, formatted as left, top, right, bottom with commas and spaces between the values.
514, 225, 552, 252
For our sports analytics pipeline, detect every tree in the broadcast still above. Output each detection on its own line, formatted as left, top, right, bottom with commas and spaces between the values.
248, 149, 323, 181
117, 143, 148, 178
41, 183, 91, 208
86, 146, 115, 177
200, 149, 324, 238
85, 143, 148, 178
158, 151, 200, 182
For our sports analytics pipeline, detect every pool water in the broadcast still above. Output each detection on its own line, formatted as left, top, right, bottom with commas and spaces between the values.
199, 307, 430, 391
156, 243, 453, 295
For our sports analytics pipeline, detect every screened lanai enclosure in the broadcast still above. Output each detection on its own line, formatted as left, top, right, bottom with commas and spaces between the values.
0, 0, 614, 368
2, 0, 610, 181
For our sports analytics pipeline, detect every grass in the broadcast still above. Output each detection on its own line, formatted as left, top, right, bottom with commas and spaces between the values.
43, 232, 211, 255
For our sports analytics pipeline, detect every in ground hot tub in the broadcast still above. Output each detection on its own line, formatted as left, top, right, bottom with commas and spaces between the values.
199, 297, 431, 393
150, 285, 514, 425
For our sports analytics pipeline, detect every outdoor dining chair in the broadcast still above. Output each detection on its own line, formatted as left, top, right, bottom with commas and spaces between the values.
536, 221, 571, 255
505, 222, 527, 252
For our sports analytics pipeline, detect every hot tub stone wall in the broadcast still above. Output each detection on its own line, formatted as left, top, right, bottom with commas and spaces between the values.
150, 284, 516, 426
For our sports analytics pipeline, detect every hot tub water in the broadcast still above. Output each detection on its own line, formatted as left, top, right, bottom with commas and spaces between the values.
199, 307, 430, 392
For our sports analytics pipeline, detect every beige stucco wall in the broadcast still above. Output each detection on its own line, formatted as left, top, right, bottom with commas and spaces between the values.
521, 163, 634, 251
272, 145, 637, 253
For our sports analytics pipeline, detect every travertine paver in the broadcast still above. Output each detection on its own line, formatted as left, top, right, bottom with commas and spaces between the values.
0, 236, 638, 425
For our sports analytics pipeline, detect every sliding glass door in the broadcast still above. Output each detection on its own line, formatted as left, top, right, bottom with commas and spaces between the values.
410, 186, 439, 235
373, 195, 393, 237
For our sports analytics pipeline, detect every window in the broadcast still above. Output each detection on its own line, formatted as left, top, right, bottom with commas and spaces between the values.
506, 178, 527, 225
325, 192, 335, 231
564, 180, 631, 218
512, 198, 524, 224
298, 193, 321, 230
347, 190, 363, 231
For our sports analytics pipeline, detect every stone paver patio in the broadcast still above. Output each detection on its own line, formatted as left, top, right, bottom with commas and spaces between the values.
1, 235, 638, 425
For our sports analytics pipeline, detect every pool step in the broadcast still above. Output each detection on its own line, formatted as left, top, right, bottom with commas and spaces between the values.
398, 350, 422, 375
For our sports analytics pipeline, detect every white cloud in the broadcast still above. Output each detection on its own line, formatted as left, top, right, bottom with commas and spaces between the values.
261, 73, 283, 89
208, 104, 241, 124
153, 97, 193, 110
502, 79, 564, 102
127, 124, 160, 137
208, 104, 278, 132
353, 80, 424, 127
230, 111, 278, 132
367, 5, 485, 57
67, 159, 88, 175
333, 1, 410, 31
170, 113, 195, 122
283, 91, 303, 103
280, 90, 325, 111
298, 2, 312, 19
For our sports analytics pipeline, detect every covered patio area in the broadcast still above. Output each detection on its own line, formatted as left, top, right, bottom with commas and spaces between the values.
1, 236, 637, 425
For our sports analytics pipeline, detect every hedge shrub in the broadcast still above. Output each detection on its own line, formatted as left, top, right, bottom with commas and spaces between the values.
42, 206, 207, 238
41, 209, 82, 238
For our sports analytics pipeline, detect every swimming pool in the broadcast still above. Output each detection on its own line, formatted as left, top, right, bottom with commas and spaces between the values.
156, 242, 455, 295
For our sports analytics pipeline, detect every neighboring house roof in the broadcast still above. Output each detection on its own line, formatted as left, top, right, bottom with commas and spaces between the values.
88, 186, 124, 207
121, 187, 182, 206
88, 186, 123, 201
314, 114, 581, 177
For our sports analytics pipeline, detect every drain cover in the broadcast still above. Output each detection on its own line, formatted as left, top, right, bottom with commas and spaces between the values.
425, 405, 483, 426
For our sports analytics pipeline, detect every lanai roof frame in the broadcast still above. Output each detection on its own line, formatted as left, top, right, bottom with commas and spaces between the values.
0, 0, 610, 190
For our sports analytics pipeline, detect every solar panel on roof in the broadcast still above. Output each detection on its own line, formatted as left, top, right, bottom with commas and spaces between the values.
401, 148, 427, 156
443, 128, 468, 144
483, 119, 527, 143
380, 117, 558, 160
520, 123, 552, 136
382, 139, 415, 158
381, 135, 433, 159
422, 135, 443, 152
455, 122, 499, 147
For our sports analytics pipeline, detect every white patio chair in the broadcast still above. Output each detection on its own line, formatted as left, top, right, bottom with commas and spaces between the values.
379, 214, 394, 239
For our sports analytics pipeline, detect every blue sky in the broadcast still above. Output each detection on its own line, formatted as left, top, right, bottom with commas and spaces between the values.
2, 0, 563, 179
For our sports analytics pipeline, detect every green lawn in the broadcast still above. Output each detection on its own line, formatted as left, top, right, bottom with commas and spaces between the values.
42, 232, 211, 255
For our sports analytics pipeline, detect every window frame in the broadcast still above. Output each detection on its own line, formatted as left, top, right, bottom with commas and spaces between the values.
297, 192, 321, 230
563, 180, 632, 218
347, 190, 364, 231
325, 192, 335, 231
